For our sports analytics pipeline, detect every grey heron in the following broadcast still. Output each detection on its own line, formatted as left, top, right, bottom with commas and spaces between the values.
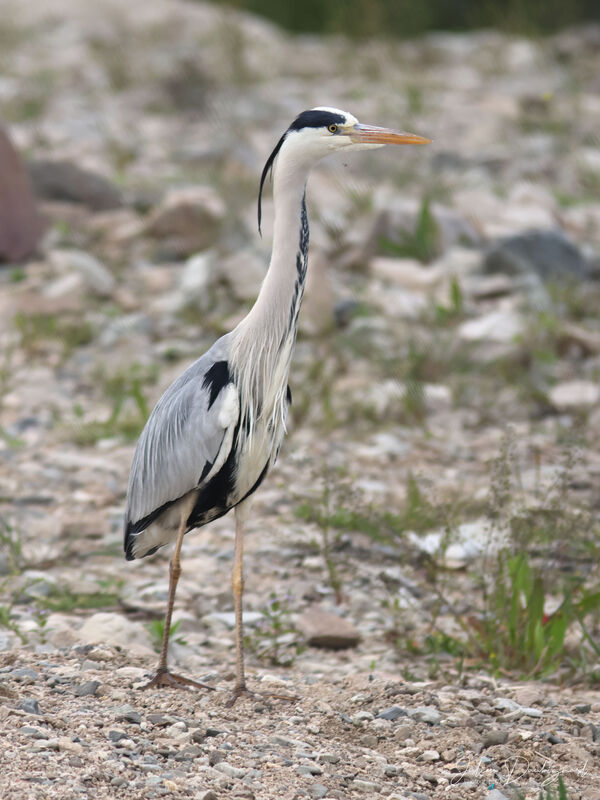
124, 107, 430, 703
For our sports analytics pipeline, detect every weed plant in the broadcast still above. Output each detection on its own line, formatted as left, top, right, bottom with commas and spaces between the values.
411, 431, 600, 683
245, 592, 302, 666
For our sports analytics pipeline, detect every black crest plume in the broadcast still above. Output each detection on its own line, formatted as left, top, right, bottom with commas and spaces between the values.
258, 132, 286, 236
257, 109, 346, 235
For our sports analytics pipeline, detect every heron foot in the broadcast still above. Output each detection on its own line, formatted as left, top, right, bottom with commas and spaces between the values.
225, 682, 296, 708
142, 668, 216, 692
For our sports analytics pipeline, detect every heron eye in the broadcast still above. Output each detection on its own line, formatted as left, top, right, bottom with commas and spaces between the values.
328, 124, 338, 134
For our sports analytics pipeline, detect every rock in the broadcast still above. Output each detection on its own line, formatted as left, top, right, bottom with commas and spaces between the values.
19, 698, 42, 715
377, 706, 406, 721
352, 779, 381, 793
369, 256, 441, 290
482, 730, 509, 748
28, 159, 123, 210
483, 229, 590, 282
48, 249, 116, 297
74, 680, 100, 697
485, 791, 511, 800
409, 706, 441, 725
296, 607, 361, 650
214, 762, 246, 779
297, 764, 323, 776
419, 749, 440, 762
145, 186, 225, 257
458, 308, 524, 343
219, 249, 266, 302
548, 381, 600, 412
78, 613, 154, 652
10, 667, 39, 683
115, 704, 142, 725
58, 737, 84, 755
154, 251, 218, 314
0, 127, 46, 262
204, 610, 263, 630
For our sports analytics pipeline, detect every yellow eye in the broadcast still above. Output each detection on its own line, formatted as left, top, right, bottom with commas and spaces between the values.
328, 124, 338, 134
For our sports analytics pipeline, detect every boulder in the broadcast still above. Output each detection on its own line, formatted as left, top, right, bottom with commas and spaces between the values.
78, 612, 154, 652
145, 186, 225, 257
483, 229, 590, 282
28, 159, 123, 211
296, 606, 360, 650
0, 128, 46, 262
548, 380, 600, 412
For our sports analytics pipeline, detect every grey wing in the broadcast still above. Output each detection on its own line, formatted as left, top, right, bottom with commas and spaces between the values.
124, 348, 239, 532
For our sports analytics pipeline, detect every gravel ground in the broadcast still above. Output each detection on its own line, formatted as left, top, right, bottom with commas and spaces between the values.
1, 1, 600, 798
2, 646, 600, 800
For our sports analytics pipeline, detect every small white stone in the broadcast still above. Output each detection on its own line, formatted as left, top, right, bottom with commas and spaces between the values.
458, 309, 524, 343
420, 749, 440, 762
548, 380, 600, 412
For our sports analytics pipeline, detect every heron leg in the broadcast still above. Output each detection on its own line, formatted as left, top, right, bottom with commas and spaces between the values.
143, 495, 214, 692
231, 509, 247, 696
225, 504, 296, 707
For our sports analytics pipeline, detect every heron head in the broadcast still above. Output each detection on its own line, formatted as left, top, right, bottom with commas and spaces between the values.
258, 106, 431, 232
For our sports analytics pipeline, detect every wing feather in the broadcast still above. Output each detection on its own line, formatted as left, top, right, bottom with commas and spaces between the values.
125, 343, 239, 529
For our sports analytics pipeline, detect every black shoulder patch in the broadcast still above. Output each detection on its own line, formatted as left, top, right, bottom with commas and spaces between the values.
202, 360, 230, 410
286, 385, 292, 405
288, 109, 346, 131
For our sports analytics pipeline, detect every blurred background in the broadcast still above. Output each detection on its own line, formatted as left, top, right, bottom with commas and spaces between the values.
0, 1, 599, 788
214, 0, 600, 38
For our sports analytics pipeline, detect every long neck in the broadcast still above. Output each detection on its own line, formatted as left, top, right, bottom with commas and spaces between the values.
246, 161, 310, 339
231, 151, 311, 432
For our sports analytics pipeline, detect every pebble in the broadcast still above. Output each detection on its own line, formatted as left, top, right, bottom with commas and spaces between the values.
74, 680, 100, 697
296, 606, 361, 649
11, 668, 39, 683
549, 381, 600, 412
377, 706, 406, 720
115, 705, 143, 725
57, 737, 84, 755
214, 762, 246, 779
408, 707, 441, 725
419, 749, 440, 762
352, 779, 381, 793
297, 764, 323, 776
482, 730, 509, 747
18, 698, 41, 715
317, 753, 340, 764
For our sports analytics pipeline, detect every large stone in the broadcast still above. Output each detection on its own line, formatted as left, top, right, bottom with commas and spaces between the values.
296, 606, 360, 650
78, 612, 154, 652
458, 308, 524, 343
548, 380, 600, 412
145, 186, 225, 257
28, 159, 122, 211
483, 229, 590, 282
0, 127, 46, 262
219, 248, 266, 302
48, 249, 116, 297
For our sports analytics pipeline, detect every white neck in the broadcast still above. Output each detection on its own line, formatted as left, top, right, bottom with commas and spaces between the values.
230, 141, 311, 434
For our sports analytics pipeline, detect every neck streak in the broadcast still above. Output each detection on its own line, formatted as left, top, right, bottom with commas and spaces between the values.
231, 150, 311, 434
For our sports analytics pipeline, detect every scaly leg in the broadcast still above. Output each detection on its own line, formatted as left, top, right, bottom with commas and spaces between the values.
226, 502, 296, 707
143, 495, 214, 692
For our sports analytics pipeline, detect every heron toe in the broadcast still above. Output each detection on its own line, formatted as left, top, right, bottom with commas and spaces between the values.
142, 668, 216, 692
224, 683, 297, 708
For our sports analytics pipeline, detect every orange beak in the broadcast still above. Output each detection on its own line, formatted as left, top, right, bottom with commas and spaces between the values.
350, 124, 431, 145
